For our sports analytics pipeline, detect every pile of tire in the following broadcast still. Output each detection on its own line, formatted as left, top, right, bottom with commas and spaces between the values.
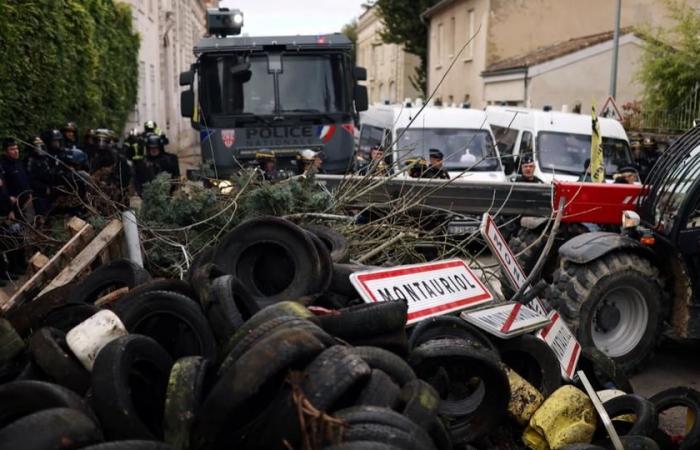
0, 215, 698, 450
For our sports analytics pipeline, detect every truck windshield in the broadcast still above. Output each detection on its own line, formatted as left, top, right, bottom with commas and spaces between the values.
199, 53, 348, 118
396, 128, 500, 172
537, 132, 632, 177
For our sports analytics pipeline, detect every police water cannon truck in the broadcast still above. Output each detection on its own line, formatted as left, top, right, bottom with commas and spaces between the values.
180, 8, 369, 177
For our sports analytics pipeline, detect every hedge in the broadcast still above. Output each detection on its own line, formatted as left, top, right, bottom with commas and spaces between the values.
0, 0, 139, 141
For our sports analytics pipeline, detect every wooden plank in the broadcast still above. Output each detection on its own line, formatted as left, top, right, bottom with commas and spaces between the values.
1, 223, 94, 312
66, 217, 88, 236
38, 219, 123, 297
28, 252, 49, 276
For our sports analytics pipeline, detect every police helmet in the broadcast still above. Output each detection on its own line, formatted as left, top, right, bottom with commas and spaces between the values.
144, 121, 158, 133
256, 151, 275, 161
145, 133, 162, 149
64, 148, 88, 167
429, 149, 444, 160
93, 129, 114, 150
62, 121, 78, 133
520, 154, 535, 165
298, 149, 317, 161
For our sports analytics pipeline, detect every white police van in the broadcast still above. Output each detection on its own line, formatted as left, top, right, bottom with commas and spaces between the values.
485, 106, 633, 183
359, 102, 507, 182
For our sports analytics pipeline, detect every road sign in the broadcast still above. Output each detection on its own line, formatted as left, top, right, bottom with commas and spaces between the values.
539, 311, 581, 379
599, 96, 623, 121
461, 302, 550, 339
479, 213, 547, 314
350, 259, 494, 325
479, 213, 580, 379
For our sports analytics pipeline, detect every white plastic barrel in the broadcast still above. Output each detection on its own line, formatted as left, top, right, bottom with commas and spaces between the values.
66, 309, 128, 371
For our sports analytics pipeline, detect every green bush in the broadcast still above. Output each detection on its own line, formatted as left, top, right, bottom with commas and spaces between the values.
0, 0, 139, 140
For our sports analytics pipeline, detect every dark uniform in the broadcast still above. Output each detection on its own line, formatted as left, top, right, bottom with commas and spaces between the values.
90, 129, 132, 207
26, 136, 55, 217
0, 138, 26, 277
423, 149, 450, 179
256, 151, 279, 182
514, 154, 544, 183
141, 133, 179, 190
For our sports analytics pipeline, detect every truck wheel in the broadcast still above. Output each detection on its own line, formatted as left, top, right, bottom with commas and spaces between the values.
549, 253, 663, 374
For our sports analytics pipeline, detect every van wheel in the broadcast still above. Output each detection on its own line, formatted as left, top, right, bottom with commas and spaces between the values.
548, 253, 663, 374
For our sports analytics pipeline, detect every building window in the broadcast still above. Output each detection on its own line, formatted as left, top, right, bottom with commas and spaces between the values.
466, 9, 475, 61
437, 23, 444, 67
449, 17, 455, 58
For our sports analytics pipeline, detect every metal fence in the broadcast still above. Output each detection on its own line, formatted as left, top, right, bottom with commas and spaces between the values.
624, 84, 700, 134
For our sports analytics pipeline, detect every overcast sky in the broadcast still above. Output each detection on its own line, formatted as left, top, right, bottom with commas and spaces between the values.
218, 0, 367, 36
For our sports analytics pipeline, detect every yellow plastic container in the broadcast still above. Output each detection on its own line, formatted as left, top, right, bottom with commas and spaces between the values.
523, 385, 597, 450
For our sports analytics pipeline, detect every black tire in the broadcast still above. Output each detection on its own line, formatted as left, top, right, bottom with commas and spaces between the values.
302, 345, 371, 412
548, 253, 663, 374
4, 282, 78, 337
28, 327, 90, 395
649, 387, 700, 450
0, 380, 92, 429
39, 302, 100, 333
408, 338, 510, 444
333, 406, 436, 450
305, 224, 350, 263
212, 216, 322, 306
346, 329, 409, 357
353, 346, 416, 387
330, 263, 374, 297
187, 246, 216, 285
189, 262, 226, 305
307, 230, 334, 295
497, 333, 561, 397
71, 259, 152, 304
323, 442, 401, 450
0, 407, 103, 450
113, 290, 217, 361
315, 301, 408, 340
0, 318, 24, 364
218, 316, 330, 375
356, 369, 401, 409
220, 301, 313, 361
79, 442, 176, 450
616, 435, 661, 450
577, 347, 634, 393
205, 275, 247, 344
163, 356, 213, 450
92, 335, 174, 440
603, 394, 657, 437
408, 315, 497, 355
398, 379, 440, 430
191, 327, 328, 450
120, 279, 197, 303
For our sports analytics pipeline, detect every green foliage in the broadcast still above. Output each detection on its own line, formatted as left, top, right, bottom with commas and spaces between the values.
140, 174, 222, 227
239, 175, 333, 219
0, 0, 139, 140
374, 0, 439, 95
341, 18, 358, 63
638, 0, 700, 111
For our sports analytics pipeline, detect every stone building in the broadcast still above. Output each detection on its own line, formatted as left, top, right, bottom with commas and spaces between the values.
356, 6, 422, 104
422, 0, 688, 111
119, 0, 218, 158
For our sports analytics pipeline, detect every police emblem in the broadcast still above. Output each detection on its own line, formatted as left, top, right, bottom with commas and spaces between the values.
222, 130, 236, 148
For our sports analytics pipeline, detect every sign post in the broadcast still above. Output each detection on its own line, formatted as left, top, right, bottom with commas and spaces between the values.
478, 213, 581, 379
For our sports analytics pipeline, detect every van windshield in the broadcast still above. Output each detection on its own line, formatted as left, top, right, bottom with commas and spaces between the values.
396, 128, 500, 172
537, 132, 633, 177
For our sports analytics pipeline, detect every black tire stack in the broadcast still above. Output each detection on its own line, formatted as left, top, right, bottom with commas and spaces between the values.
0, 216, 698, 450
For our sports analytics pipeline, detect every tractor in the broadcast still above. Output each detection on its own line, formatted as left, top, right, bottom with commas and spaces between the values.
540, 126, 700, 374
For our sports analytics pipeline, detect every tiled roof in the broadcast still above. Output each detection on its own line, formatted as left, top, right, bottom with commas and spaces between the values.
484, 28, 634, 75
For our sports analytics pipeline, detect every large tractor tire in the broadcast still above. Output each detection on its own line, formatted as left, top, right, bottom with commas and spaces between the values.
548, 252, 663, 374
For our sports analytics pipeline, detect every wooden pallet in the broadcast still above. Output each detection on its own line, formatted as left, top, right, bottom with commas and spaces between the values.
1, 217, 124, 313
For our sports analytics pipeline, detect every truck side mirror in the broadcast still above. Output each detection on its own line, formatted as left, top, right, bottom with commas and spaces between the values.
354, 85, 368, 112
181, 90, 195, 118
179, 70, 194, 87
353, 66, 367, 81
